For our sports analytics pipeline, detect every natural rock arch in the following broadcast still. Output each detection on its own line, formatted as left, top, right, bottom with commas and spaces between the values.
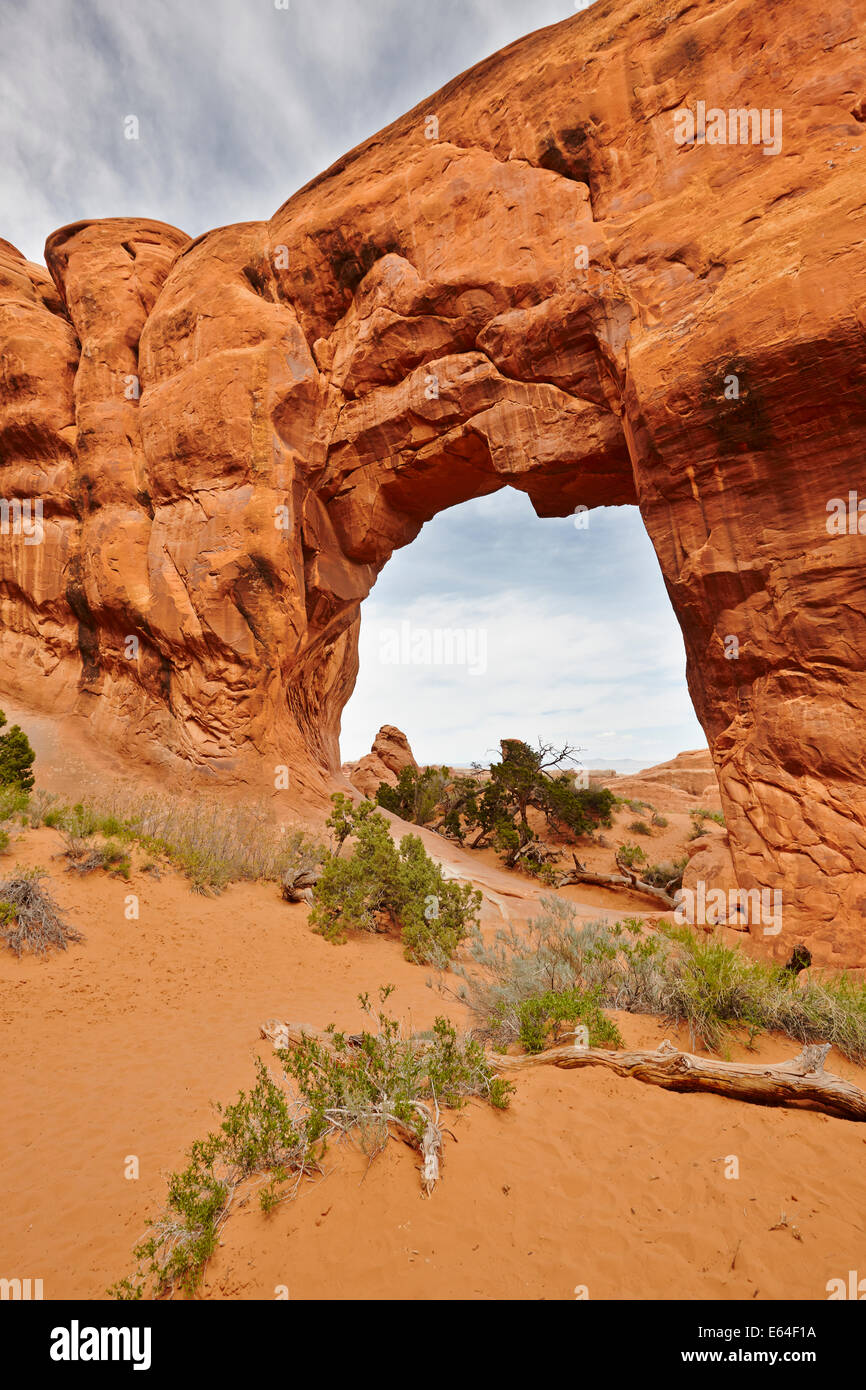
1, 0, 865, 960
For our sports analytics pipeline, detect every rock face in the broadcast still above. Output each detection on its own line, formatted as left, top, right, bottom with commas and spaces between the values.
343, 725, 418, 798
1, 0, 866, 959
633, 750, 720, 802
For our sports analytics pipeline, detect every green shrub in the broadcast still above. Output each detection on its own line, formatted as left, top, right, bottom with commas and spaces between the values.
651, 812, 668, 829
617, 842, 646, 869
689, 807, 725, 839
628, 819, 651, 836
110, 992, 510, 1299
375, 765, 450, 825
516, 986, 623, 1053
642, 856, 688, 892
0, 711, 35, 792
311, 798, 481, 965
67, 840, 132, 880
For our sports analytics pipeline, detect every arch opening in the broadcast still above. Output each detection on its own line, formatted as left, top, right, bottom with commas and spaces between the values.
340, 489, 706, 772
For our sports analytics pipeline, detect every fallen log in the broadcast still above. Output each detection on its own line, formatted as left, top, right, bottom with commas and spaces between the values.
556, 867, 676, 907
280, 868, 320, 904
490, 1039, 866, 1122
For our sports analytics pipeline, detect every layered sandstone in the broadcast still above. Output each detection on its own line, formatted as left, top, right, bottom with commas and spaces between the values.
1, 0, 865, 959
343, 724, 418, 798
632, 749, 721, 802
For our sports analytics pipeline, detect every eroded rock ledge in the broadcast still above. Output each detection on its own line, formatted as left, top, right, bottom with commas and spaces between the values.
1, 0, 865, 960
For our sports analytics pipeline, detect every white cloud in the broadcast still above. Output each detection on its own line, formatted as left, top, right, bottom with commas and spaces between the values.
341, 492, 707, 767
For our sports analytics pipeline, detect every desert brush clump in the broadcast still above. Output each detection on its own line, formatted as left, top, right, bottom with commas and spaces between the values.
109, 989, 510, 1300
310, 795, 481, 965
452, 895, 866, 1060
0, 783, 29, 854
641, 856, 689, 892
375, 764, 451, 825
514, 986, 624, 1054
34, 790, 326, 895
0, 866, 83, 956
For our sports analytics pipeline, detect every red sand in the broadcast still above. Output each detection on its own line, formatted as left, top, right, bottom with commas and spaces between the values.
2, 820, 865, 1301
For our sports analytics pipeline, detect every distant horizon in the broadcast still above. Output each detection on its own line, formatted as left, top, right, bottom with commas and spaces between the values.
340, 746, 705, 777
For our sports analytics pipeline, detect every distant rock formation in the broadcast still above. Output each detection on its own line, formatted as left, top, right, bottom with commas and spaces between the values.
592, 749, 722, 815
1, 0, 866, 957
632, 750, 720, 802
343, 726, 418, 798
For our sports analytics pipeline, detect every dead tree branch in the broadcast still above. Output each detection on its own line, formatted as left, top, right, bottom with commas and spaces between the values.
490, 1039, 866, 1122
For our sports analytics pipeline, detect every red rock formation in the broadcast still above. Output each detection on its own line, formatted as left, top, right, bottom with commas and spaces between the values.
632, 750, 720, 802
1, 0, 866, 959
344, 725, 418, 798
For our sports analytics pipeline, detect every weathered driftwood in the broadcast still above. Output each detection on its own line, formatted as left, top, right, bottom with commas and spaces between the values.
557, 850, 678, 907
280, 868, 320, 904
491, 1039, 866, 1122
556, 867, 677, 906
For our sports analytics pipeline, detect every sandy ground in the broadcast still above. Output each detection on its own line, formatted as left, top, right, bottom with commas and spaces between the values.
2, 818, 865, 1302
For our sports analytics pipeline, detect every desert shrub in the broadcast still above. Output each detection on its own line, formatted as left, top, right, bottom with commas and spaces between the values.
642, 856, 689, 892
0, 784, 29, 854
0, 711, 35, 792
628, 819, 651, 836
110, 992, 510, 1299
517, 849, 560, 886
651, 812, 668, 829
67, 840, 132, 881
375, 765, 450, 826
311, 797, 481, 965
516, 986, 623, 1053
0, 785, 29, 821
0, 867, 83, 956
25, 788, 60, 828
689, 807, 725, 839
454, 895, 866, 1060
617, 842, 647, 870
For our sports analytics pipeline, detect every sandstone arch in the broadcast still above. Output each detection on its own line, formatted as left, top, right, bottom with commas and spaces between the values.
1, 0, 865, 960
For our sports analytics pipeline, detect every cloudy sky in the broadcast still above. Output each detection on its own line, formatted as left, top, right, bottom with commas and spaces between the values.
343, 492, 704, 769
0, 0, 706, 770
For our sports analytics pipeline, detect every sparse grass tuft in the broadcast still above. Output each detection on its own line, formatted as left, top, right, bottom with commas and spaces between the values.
33, 790, 326, 895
